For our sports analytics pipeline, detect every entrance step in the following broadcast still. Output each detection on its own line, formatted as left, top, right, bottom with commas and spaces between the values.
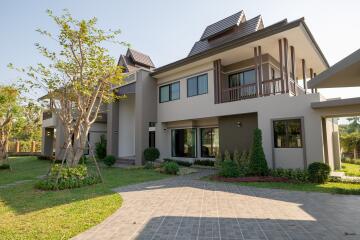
116, 156, 135, 165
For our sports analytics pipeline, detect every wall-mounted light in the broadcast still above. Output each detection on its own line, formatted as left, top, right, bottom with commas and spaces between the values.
236, 121, 242, 128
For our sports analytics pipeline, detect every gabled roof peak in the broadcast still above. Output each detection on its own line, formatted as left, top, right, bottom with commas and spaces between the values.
126, 48, 155, 68
200, 10, 245, 41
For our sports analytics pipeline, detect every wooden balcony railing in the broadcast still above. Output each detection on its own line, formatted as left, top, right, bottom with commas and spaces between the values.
221, 78, 305, 103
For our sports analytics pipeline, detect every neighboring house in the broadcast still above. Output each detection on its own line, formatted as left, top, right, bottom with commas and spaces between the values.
41, 101, 107, 160
44, 10, 360, 170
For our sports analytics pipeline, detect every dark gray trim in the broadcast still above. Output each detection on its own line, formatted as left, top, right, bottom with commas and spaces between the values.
311, 97, 360, 109
152, 18, 329, 76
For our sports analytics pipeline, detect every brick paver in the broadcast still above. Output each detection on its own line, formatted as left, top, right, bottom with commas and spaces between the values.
73, 170, 360, 240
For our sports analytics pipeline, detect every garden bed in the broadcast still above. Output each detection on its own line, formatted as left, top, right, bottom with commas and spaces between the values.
210, 175, 289, 183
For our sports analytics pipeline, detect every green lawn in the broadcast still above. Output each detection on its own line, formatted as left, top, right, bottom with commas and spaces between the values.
235, 181, 360, 195
338, 163, 360, 177
0, 156, 169, 240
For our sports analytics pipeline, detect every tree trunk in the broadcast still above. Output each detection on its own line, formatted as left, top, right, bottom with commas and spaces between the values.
354, 147, 358, 159
0, 129, 8, 163
65, 124, 90, 167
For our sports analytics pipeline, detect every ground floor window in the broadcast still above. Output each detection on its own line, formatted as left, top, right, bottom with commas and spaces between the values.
273, 119, 302, 148
171, 128, 196, 158
201, 128, 219, 158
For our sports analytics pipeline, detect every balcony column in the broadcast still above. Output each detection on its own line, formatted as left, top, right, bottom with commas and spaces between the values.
213, 59, 222, 103
290, 46, 296, 95
283, 38, 289, 93
254, 47, 259, 97
310, 68, 314, 93
314, 73, 318, 93
278, 39, 285, 93
258, 46, 263, 96
302, 59, 307, 94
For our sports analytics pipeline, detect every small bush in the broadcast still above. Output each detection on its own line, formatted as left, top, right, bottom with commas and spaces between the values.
164, 158, 192, 167
163, 161, 179, 175
144, 162, 155, 169
219, 160, 239, 178
37, 155, 52, 161
214, 150, 222, 169
236, 150, 250, 176
269, 168, 309, 183
194, 159, 214, 167
95, 135, 107, 160
144, 148, 160, 162
0, 164, 10, 170
308, 162, 331, 183
35, 164, 101, 190
224, 150, 231, 161
342, 158, 360, 165
248, 129, 268, 176
103, 155, 116, 167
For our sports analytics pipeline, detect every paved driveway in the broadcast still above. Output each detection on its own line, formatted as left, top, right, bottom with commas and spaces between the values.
73, 170, 360, 240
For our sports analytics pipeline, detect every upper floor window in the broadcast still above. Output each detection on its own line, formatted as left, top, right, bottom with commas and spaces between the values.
187, 74, 208, 97
228, 69, 256, 88
159, 82, 180, 103
273, 119, 302, 148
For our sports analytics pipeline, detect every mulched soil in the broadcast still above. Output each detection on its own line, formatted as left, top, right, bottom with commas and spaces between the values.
210, 175, 290, 183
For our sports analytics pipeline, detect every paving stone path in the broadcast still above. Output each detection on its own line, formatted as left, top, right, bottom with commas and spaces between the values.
73, 170, 360, 240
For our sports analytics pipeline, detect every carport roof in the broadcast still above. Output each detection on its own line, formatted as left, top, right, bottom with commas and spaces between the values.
308, 48, 360, 88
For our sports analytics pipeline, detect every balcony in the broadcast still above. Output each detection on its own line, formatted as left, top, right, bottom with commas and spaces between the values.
222, 77, 305, 103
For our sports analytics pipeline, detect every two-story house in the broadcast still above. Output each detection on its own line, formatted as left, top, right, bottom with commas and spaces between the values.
44, 10, 360, 170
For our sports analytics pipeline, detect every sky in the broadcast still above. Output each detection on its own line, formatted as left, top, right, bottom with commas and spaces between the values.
1, 0, 360, 101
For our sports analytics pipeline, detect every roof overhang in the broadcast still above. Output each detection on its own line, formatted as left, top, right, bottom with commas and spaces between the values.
152, 18, 329, 78
311, 97, 360, 117
308, 49, 360, 88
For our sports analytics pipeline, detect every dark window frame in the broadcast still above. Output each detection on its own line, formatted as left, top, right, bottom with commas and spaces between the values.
273, 119, 303, 148
228, 68, 256, 88
159, 81, 180, 103
200, 127, 219, 158
187, 73, 208, 97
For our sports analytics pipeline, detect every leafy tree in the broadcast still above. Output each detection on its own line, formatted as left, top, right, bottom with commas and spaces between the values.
0, 86, 20, 162
248, 128, 268, 176
13, 10, 126, 167
341, 132, 360, 159
346, 117, 360, 133
12, 102, 42, 142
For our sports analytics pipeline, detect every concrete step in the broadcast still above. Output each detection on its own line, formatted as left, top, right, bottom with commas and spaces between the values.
116, 157, 135, 165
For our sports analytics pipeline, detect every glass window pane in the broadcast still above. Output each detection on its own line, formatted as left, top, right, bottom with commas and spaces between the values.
273, 120, 287, 148
201, 128, 219, 158
187, 77, 197, 97
160, 85, 169, 103
287, 119, 302, 148
172, 129, 196, 158
171, 82, 180, 100
243, 69, 256, 85
198, 74, 208, 95
229, 74, 239, 88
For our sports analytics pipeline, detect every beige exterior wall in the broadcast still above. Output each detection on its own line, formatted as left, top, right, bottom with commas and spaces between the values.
156, 60, 330, 169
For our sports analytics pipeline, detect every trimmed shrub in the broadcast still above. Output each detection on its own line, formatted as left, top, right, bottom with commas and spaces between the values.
214, 150, 222, 169
95, 135, 107, 160
144, 148, 160, 162
193, 159, 215, 167
164, 158, 192, 167
248, 129, 268, 176
219, 160, 239, 178
35, 164, 101, 190
233, 150, 241, 164
103, 155, 116, 167
144, 161, 155, 169
308, 162, 331, 183
163, 161, 179, 175
235, 150, 250, 176
224, 150, 231, 161
269, 168, 309, 183
0, 164, 10, 170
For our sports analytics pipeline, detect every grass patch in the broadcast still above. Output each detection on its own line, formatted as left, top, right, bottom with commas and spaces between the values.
204, 175, 360, 195
338, 163, 360, 177
0, 156, 169, 240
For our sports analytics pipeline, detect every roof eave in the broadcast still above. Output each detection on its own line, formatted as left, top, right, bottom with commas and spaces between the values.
152, 18, 328, 77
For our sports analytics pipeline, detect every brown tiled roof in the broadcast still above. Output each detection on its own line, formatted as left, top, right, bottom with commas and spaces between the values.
189, 15, 263, 57
200, 10, 244, 40
127, 48, 155, 68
